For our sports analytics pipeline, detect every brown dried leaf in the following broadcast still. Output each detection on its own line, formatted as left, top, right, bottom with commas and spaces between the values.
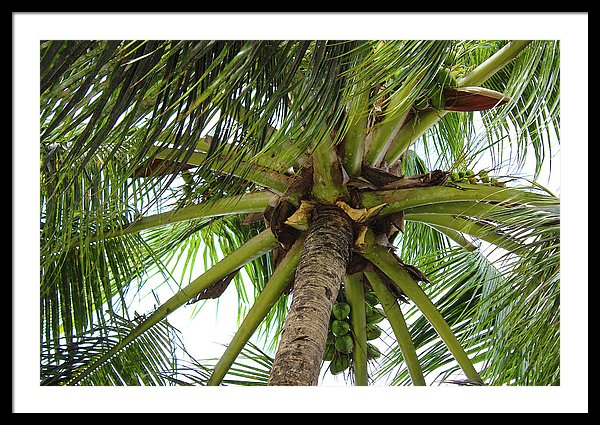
286, 164, 314, 195
380, 169, 448, 190
346, 177, 379, 190
270, 199, 300, 249
186, 269, 239, 303
336, 200, 386, 224
353, 225, 369, 251
361, 163, 403, 187
443, 86, 510, 112
284, 200, 316, 231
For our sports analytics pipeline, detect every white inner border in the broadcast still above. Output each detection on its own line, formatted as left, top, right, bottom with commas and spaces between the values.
14, 12, 588, 413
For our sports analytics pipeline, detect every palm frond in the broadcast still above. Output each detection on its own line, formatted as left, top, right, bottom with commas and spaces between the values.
206, 237, 302, 385
386, 40, 559, 183
132, 212, 278, 327
219, 341, 274, 386
395, 221, 452, 265
480, 40, 560, 178
41, 313, 182, 386
41, 143, 276, 349
420, 110, 478, 171
417, 40, 559, 179
373, 193, 559, 386
174, 341, 274, 386
372, 247, 500, 385
135, 193, 276, 313
39, 37, 561, 388
40, 40, 374, 202
472, 202, 560, 385
363, 239, 483, 384
64, 229, 277, 385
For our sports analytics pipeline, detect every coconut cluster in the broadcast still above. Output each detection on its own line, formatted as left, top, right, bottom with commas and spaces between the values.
323, 288, 385, 375
450, 169, 506, 187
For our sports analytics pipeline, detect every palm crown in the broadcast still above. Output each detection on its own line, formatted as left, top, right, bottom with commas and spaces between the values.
40, 39, 560, 387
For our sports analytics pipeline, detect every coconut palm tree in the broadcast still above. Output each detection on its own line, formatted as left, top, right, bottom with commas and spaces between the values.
40, 39, 560, 387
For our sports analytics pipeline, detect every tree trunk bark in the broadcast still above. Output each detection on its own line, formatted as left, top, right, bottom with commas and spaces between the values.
268, 204, 354, 386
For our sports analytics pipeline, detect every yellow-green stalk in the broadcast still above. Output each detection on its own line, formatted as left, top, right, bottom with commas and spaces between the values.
365, 271, 426, 386
344, 273, 369, 386
207, 237, 304, 386
383, 40, 533, 165
361, 230, 483, 384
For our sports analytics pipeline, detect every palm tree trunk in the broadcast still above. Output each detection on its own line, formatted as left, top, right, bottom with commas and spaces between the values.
268, 204, 354, 386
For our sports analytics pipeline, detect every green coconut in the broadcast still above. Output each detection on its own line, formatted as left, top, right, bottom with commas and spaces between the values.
331, 319, 350, 337
491, 177, 505, 187
366, 324, 382, 341
478, 170, 490, 183
335, 334, 354, 354
330, 354, 350, 375
364, 291, 380, 306
332, 302, 351, 320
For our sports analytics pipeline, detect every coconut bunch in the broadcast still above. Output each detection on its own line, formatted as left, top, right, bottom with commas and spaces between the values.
450, 169, 507, 187
323, 287, 385, 376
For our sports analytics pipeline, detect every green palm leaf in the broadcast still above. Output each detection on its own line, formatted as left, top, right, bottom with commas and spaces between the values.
163, 341, 275, 386
374, 195, 559, 385
41, 313, 183, 386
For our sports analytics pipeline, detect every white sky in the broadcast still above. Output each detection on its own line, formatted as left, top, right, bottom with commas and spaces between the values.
14, 12, 587, 413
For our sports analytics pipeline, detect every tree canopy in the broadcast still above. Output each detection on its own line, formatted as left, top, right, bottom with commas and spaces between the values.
37, 36, 562, 391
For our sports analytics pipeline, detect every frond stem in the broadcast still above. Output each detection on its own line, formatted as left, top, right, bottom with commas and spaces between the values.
361, 232, 483, 384
344, 272, 369, 386
311, 133, 347, 203
339, 83, 370, 177
150, 146, 295, 195
428, 224, 479, 251
359, 183, 558, 217
383, 40, 533, 165
207, 237, 304, 386
71, 191, 277, 247
364, 271, 426, 386
364, 70, 426, 167
404, 213, 522, 253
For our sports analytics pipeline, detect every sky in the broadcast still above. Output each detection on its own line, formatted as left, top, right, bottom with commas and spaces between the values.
14, 12, 588, 413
